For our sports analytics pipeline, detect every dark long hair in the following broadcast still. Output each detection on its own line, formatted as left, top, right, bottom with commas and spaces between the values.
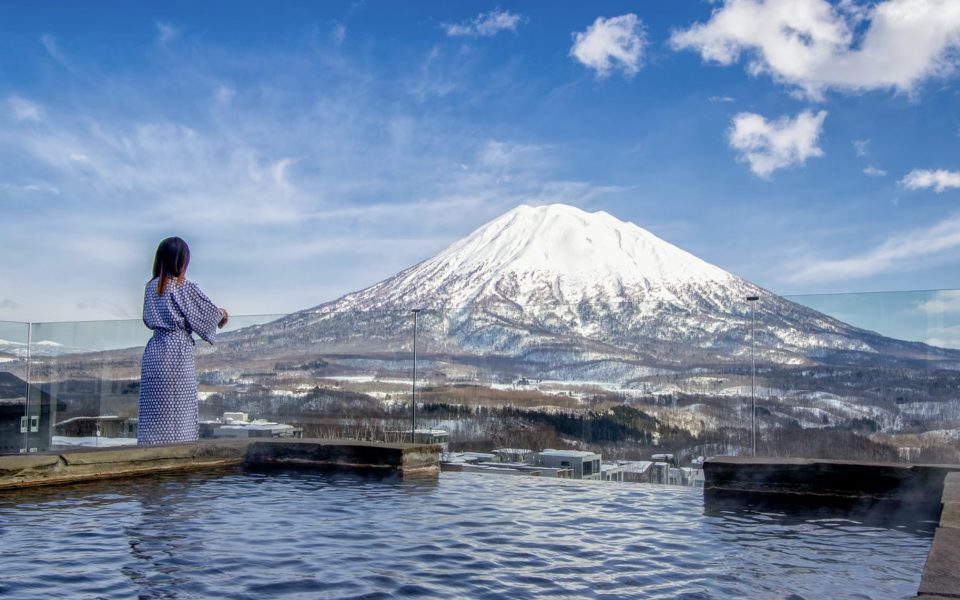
152, 237, 190, 296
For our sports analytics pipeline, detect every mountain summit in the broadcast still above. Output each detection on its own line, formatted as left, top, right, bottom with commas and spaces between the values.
323, 203, 742, 311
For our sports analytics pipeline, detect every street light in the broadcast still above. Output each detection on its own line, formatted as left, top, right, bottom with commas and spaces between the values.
411, 309, 421, 444
23, 322, 32, 453
746, 295, 759, 456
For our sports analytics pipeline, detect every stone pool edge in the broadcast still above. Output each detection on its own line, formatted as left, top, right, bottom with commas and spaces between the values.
916, 470, 960, 599
0, 439, 441, 490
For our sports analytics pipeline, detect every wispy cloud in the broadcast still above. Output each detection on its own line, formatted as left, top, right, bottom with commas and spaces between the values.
406, 46, 463, 100
39, 34, 70, 68
75, 298, 136, 319
853, 139, 887, 177
0, 41, 616, 321
853, 139, 870, 157
785, 213, 960, 283
915, 289, 960, 316
155, 21, 182, 47
708, 95, 735, 103
570, 14, 646, 79
332, 23, 347, 45
8, 96, 43, 122
671, 0, 960, 99
914, 290, 960, 347
900, 168, 960, 192
727, 109, 827, 178
1, 182, 60, 195
443, 9, 523, 37
925, 326, 960, 349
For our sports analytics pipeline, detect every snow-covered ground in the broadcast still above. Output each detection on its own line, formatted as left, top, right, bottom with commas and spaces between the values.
52, 436, 138, 448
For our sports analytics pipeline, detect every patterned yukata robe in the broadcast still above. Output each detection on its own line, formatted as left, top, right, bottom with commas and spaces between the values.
138, 277, 221, 445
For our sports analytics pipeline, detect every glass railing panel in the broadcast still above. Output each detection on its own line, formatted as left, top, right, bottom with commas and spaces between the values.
192, 313, 290, 440
425, 302, 705, 486
27, 319, 149, 451
568, 299, 713, 486
0, 321, 30, 454
417, 307, 499, 456
194, 309, 424, 444
26, 314, 288, 451
780, 290, 960, 464
10, 287, 958, 469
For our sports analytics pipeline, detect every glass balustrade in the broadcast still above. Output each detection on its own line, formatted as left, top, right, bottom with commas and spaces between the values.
3, 290, 958, 483
0, 320, 30, 454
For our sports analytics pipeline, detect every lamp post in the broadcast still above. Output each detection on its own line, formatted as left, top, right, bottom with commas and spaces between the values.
746, 295, 759, 456
23, 322, 32, 453
411, 309, 421, 444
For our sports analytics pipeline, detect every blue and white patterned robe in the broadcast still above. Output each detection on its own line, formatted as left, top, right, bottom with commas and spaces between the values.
138, 277, 221, 445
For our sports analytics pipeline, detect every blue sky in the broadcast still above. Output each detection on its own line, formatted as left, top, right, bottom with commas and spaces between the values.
2, 1, 960, 343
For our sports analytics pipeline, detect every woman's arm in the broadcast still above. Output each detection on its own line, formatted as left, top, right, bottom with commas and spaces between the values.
173, 281, 225, 344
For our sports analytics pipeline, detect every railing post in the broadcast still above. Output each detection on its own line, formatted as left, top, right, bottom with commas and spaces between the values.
411, 309, 420, 444
23, 321, 32, 453
746, 296, 759, 457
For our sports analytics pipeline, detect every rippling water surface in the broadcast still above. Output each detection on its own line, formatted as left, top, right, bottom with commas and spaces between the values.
0, 469, 933, 599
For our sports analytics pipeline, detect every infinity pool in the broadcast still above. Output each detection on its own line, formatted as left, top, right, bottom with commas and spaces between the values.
0, 469, 933, 599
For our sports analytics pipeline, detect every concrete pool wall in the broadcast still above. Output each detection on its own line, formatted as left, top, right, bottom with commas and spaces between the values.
917, 470, 960, 599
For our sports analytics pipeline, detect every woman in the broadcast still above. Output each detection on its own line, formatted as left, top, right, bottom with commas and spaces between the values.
138, 237, 228, 445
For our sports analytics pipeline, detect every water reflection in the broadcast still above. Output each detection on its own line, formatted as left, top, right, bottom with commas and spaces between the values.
704, 489, 941, 535
0, 471, 934, 599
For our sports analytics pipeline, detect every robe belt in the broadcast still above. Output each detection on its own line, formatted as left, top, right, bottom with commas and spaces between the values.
151, 327, 196, 343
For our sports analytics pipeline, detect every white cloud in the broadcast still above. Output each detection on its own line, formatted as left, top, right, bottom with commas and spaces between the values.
708, 95, 736, 102
156, 22, 181, 46
727, 109, 827, 178
900, 168, 960, 192
913, 294, 960, 347
785, 212, 960, 283
671, 0, 960, 99
925, 327, 960, 348
570, 14, 647, 78
916, 289, 960, 315
8, 96, 42, 122
443, 9, 523, 37
853, 138, 869, 157
863, 165, 887, 177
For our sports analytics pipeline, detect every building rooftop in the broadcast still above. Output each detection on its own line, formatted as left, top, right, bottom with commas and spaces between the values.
616, 460, 654, 473
539, 449, 600, 458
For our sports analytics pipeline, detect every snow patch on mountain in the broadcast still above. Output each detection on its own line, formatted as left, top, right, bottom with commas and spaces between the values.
321, 203, 740, 311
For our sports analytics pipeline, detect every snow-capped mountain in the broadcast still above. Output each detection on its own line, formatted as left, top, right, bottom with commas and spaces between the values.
329, 203, 737, 310
230, 204, 948, 367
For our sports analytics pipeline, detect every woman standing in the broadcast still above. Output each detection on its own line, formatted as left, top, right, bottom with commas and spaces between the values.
138, 237, 228, 445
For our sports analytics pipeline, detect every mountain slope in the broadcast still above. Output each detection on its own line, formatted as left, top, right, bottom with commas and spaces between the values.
219, 204, 959, 381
